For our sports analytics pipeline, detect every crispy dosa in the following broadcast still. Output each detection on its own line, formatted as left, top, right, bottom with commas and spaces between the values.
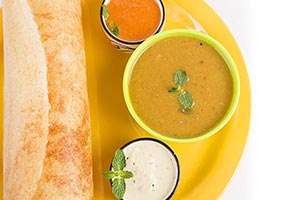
3, 0, 93, 199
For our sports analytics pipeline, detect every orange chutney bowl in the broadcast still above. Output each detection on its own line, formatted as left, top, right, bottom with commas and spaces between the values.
100, 0, 166, 51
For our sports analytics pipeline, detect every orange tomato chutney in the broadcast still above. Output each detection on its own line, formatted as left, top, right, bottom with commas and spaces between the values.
106, 0, 162, 41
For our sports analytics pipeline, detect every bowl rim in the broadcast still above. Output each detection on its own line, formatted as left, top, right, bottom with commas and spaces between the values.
123, 29, 241, 143
100, 0, 166, 44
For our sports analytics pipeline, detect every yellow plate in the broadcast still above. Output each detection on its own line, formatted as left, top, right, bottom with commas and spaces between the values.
0, 0, 251, 199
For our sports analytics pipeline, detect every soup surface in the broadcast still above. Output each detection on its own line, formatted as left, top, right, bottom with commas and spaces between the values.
129, 36, 233, 139
106, 0, 161, 41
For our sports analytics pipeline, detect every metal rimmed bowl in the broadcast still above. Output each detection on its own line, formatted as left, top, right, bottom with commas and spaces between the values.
109, 138, 180, 200
99, 0, 166, 52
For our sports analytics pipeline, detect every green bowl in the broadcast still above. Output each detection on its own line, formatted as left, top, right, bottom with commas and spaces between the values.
123, 29, 240, 143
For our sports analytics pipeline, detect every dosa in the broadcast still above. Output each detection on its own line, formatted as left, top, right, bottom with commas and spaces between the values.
3, 0, 93, 199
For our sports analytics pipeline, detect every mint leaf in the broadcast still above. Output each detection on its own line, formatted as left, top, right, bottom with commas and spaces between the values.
178, 91, 194, 110
118, 171, 134, 179
112, 178, 126, 199
103, 171, 117, 179
112, 149, 126, 171
168, 87, 180, 93
111, 26, 119, 37
104, 149, 134, 199
108, 22, 119, 37
174, 69, 188, 86
102, 5, 109, 20
169, 69, 195, 111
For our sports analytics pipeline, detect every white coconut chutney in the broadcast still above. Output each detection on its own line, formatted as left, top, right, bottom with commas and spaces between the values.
122, 139, 179, 200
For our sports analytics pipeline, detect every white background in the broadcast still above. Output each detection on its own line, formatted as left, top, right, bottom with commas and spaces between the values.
1, 0, 300, 199
206, 0, 300, 199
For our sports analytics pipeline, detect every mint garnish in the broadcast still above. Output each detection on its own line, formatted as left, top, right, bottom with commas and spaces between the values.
103, 149, 133, 199
169, 69, 195, 111
102, 5, 109, 20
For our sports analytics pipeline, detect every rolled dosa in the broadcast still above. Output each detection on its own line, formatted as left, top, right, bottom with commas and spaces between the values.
3, 0, 93, 199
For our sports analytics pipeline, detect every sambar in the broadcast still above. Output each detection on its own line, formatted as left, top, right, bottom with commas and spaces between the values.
123, 30, 240, 141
